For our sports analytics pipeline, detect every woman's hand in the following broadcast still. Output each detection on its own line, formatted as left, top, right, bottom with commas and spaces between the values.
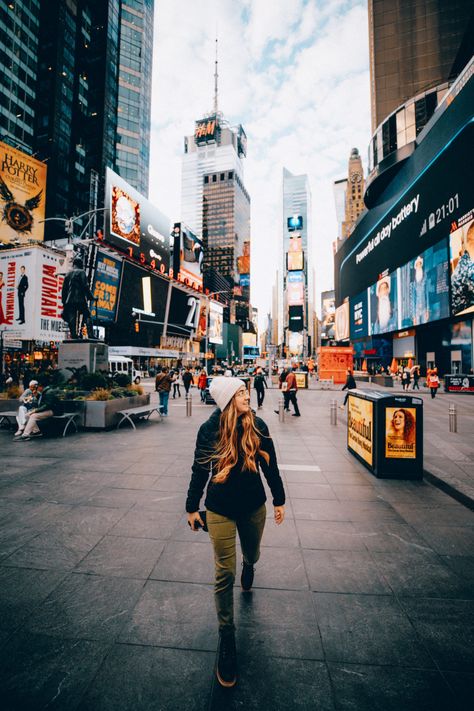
187, 511, 204, 532
274, 506, 285, 525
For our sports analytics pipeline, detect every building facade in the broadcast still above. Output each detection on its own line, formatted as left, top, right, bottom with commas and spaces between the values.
279, 168, 315, 357
341, 148, 366, 239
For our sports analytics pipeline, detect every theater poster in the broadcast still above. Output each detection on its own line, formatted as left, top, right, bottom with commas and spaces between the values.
385, 407, 417, 459
347, 396, 373, 466
91, 250, 122, 324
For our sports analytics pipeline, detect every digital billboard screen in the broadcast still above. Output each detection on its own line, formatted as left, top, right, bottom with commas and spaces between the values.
287, 281, 304, 306
287, 215, 303, 232
105, 168, 170, 273
209, 300, 223, 344
91, 250, 122, 324
369, 271, 398, 335
288, 270, 304, 283
288, 304, 303, 332
350, 289, 369, 339
398, 240, 450, 327
449, 209, 474, 317
172, 222, 203, 290
287, 251, 304, 271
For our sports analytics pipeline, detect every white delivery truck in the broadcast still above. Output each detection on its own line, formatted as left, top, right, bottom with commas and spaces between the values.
108, 355, 142, 384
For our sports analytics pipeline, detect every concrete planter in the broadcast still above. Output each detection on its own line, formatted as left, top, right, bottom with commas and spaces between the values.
0, 399, 18, 412
84, 393, 150, 429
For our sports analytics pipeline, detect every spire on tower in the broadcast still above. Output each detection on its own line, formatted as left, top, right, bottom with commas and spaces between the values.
213, 38, 218, 116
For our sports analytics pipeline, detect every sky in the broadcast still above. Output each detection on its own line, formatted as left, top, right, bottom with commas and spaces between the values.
149, 0, 371, 329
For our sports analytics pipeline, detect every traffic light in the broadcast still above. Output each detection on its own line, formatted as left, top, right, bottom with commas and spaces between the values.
132, 311, 140, 333
135, 320, 140, 333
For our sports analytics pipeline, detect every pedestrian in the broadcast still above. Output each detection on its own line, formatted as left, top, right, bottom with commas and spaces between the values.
182, 367, 194, 397
14, 377, 60, 441
401, 368, 411, 391
186, 376, 285, 688
412, 367, 420, 390
285, 366, 301, 416
155, 366, 173, 416
253, 367, 267, 409
427, 368, 440, 399
198, 368, 208, 402
274, 367, 289, 414
14, 379, 38, 436
340, 368, 357, 408
172, 369, 182, 399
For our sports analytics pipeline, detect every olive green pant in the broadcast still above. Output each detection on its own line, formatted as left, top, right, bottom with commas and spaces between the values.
206, 504, 266, 630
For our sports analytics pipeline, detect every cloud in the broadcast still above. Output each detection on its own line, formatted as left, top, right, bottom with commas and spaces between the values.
149, 0, 371, 328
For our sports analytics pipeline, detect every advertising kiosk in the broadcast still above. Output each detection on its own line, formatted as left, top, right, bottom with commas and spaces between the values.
347, 390, 423, 479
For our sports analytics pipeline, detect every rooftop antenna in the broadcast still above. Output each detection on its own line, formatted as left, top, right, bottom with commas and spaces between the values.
213, 37, 218, 116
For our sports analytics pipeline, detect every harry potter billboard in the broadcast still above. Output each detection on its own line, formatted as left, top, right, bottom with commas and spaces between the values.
0, 141, 47, 245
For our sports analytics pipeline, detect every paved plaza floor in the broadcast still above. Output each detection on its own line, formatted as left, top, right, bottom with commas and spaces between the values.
0, 383, 473, 710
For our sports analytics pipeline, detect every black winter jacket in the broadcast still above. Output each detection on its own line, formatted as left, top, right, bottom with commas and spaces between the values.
186, 409, 285, 519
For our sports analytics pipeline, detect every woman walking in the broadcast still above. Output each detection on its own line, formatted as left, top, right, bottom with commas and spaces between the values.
197, 368, 208, 402
427, 368, 440, 399
186, 377, 285, 688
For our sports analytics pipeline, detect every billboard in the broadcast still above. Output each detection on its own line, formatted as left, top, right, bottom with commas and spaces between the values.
288, 270, 304, 283
0, 247, 65, 341
105, 168, 170, 273
350, 289, 369, 339
194, 116, 218, 144
347, 395, 373, 466
287, 251, 304, 271
168, 286, 203, 338
91, 251, 122, 324
398, 240, 450, 327
288, 331, 303, 355
321, 292, 335, 338
115, 260, 168, 341
239, 274, 250, 287
369, 271, 398, 335
287, 215, 303, 232
288, 304, 304, 332
237, 241, 250, 274
208, 300, 223, 344
449, 209, 474, 316
172, 222, 203, 290
385, 407, 417, 459
0, 141, 47, 245
288, 280, 304, 306
335, 301, 350, 340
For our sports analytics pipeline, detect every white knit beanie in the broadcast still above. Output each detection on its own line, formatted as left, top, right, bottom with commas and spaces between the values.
209, 376, 246, 411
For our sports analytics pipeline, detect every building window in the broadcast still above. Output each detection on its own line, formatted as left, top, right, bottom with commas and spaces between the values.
204, 175, 209, 184
212, 174, 217, 182
228, 171, 233, 179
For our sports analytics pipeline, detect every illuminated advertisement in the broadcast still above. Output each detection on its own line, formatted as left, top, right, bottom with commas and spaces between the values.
288, 304, 304, 332
168, 286, 203, 338
194, 116, 218, 143
287, 251, 304, 271
347, 395, 373, 466
239, 274, 250, 287
385, 407, 416, 459
287, 215, 303, 231
91, 250, 122, 324
237, 125, 247, 157
321, 292, 335, 338
208, 300, 223, 345
449, 209, 474, 316
115, 261, 168, 339
0, 246, 64, 341
0, 141, 47, 245
172, 222, 203, 290
369, 271, 398, 335
288, 280, 304, 306
399, 240, 450, 327
350, 289, 369, 339
335, 301, 350, 340
288, 236, 302, 252
237, 241, 250, 274
105, 168, 170, 273
288, 331, 303, 355
288, 270, 304, 283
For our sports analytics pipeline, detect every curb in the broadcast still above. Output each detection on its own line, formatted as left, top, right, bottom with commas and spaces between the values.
423, 468, 474, 511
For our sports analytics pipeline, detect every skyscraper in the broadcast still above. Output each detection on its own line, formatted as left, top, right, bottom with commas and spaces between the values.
4, 0, 155, 240
279, 168, 314, 356
341, 148, 365, 239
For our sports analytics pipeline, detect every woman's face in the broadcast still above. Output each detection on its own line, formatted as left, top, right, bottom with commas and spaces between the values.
234, 385, 250, 415
392, 410, 405, 431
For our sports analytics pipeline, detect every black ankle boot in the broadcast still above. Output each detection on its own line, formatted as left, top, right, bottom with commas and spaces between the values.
216, 628, 237, 687
241, 562, 255, 591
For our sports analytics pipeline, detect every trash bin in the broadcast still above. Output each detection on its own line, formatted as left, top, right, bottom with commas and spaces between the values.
294, 371, 308, 389
346, 390, 423, 479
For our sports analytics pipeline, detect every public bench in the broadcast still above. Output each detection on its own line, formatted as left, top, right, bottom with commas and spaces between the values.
318, 378, 334, 390
0, 410, 81, 437
116, 404, 163, 430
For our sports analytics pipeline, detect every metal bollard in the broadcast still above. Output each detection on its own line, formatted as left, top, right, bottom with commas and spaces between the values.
330, 399, 337, 426
278, 397, 285, 423
449, 403, 457, 433
186, 393, 192, 417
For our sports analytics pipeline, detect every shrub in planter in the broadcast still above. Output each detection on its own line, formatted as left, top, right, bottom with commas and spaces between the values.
128, 383, 144, 395
7, 384, 22, 399
110, 387, 129, 398
112, 373, 131, 387
87, 388, 113, 401
79, 372, 109, 391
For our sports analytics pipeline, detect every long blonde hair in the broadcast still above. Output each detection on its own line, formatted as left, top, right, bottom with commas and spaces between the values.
211, 397, 270, 483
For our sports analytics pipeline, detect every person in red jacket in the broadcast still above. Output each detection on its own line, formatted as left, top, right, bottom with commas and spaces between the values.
426, 368, 440, 399
197, 368, 208, 402
285, 366, 301, 417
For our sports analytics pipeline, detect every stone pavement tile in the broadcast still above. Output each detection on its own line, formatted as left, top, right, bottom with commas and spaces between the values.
123, 460, 174, 476
416, 525, 474, 556
292, 499, 350, 521
303, 549, 391, 594
89, 474, 159, 490
210, 656, 334, 710
370, 548, 474, 598
315, 593, 435, 667
327, 663, 458, 711
235, 588, 324, 660
132, 491, 185, 512
247, 546, 308, 590
119, 579, 216, 650
296, 520, 366, 551
372, 480, 453, 505
108, 508, 180, 540
280, 469, 329, 483
441, 555, 474, 584
332, 484, 384, 502
150, 475, 190, 491
324, 470, 375, 485
339, 500, 405, 523
260, 516, 300, 547
351, 521, 435, 553
0, 568, 67, 630
0, 525, 43, 562
0, 500, 72, 529
83, 486, 156, 509
443, 672, 474, 711
149, 539, 214, 584
0, 479, 102, 506
27, 572, 144, 641
76, 535, 165, 579
0, 631, 110, 711
287, 482, 337, 500
399, 598, 474, 672
391, 502, 474, 527
0, 455, 59, 473
76, 643, 213, 711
